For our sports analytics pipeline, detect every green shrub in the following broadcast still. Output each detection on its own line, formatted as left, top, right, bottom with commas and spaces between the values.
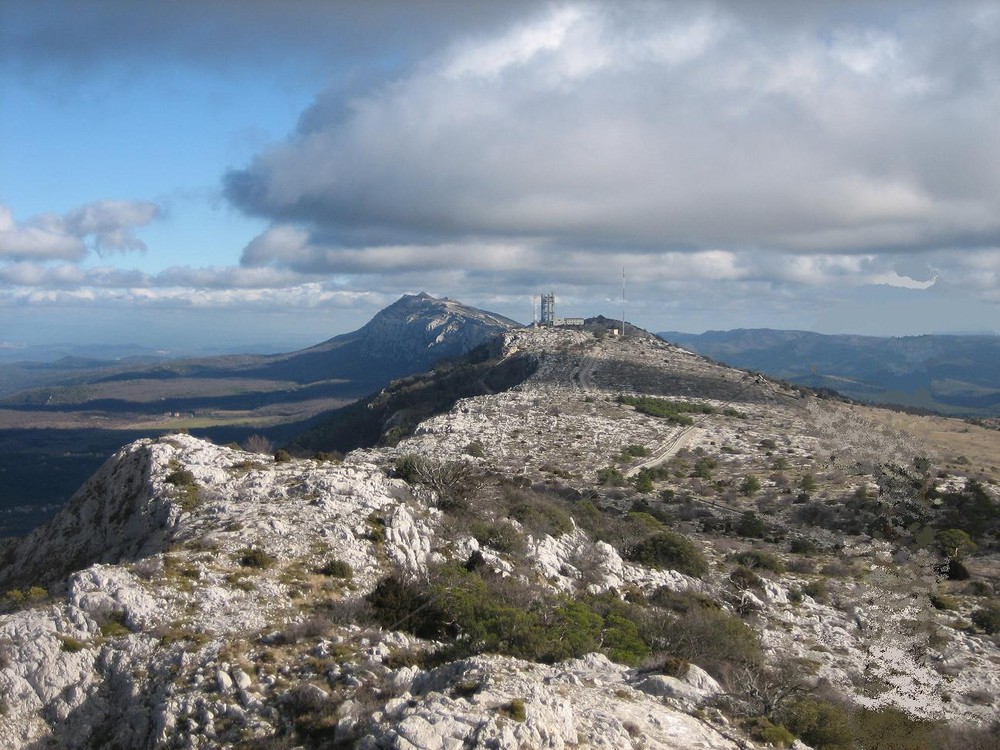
366, 512, 387, 543
616, 395, 714, 424
802, 580, 829, 603
620, 444, 651, 459
470, 521, 525, 555
929, 593, 958, 611
692, 457, 716, 479
627, 531, 708, 577
970, 601, 1000, 634
789, 538, 818, 555
601, 612, 651, 666
647, 587, 721, 613
778, 698, 853, 750
367, 575, 445, 638
740, 475, 762, 497
645, 606, 763, 677
99, 610, 131, 638
464, 441, 485, 458
729, 565, 763, 590
393, 454, 425, 483
852, 706, 942, 750
735, 511, 766, 539
746, 718, 796, 747
368, 568, 652, 667
274, 449, 293, 463
799, 473, 817, 492
237, 547, 275, 569
935, 528, 977, 561
597, 466, 626, 486
632, 471, 655, 493
166, 468, 197, 487
59, 635, 87, 653
507, 494, 573, 537
733, 549, 785, 573
317, 559, 353, 579
504, 698, 526, 722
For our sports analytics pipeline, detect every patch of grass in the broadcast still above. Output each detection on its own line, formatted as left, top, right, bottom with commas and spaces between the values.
58, 635, 88, 653
99, 610, 131, 638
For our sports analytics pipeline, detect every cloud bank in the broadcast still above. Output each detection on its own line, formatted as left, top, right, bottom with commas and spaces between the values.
226, 2, 1000, 272
3, 1, 1000, 339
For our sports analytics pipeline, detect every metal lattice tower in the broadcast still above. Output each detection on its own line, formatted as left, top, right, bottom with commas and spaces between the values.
540, 292, 555, 326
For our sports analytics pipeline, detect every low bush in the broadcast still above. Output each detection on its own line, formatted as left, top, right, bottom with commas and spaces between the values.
802, 580, 829, 603
616, 395, 714, 424
627, 531, 708, 577
647, 587, 721, 613
470, 521, 525, 555
643, 606, 763, 678
98, 610, 131, 638
970, 601, 1000, 634
317, 559, 353, 579
238, 547, 275, 569
619, 444, 651, 459
789, 538, 819, 555
503, 698, 527, 722
929, 593, 958, 611
778, 697, 853, 750
166, 468, 197, 487
393, 454, 425, 483
597, 466, 626, 486
729, 565, 763, 591
735, 511, 767, 539
506, 491, 573, 538
368, 567, 654, 666
740, 475, 762, 497
733, 549, 785, 573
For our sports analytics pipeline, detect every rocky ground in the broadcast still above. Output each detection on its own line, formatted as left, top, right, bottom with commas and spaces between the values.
1, 327, 998, 749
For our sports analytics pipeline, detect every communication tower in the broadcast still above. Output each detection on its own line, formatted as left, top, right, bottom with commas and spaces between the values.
540, 292, 555, 326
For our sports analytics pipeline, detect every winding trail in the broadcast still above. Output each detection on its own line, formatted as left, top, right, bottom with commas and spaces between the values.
624, 422, 700, 478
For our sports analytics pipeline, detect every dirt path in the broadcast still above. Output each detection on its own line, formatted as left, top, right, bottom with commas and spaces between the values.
575, 353, 598, 391
624, 422, 700, 478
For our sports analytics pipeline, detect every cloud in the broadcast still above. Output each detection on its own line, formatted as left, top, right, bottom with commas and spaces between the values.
0, 201, 160, 261
225, 1, 1000, 263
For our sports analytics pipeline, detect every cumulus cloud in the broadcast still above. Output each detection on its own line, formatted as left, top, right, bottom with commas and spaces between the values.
4, 1, 1000, 337
0, 200, 160, 261
225, 1, 1000, 264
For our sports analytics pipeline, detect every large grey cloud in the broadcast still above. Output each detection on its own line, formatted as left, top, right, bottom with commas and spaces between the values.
225, 0, 1000, 272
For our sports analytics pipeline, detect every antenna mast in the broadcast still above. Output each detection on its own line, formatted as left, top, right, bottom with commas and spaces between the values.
621, 267, 626, 338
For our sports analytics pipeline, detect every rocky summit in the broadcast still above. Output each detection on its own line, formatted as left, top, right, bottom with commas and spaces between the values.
1, 326, 999, 749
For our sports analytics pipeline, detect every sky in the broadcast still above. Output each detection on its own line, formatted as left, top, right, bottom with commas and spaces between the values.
2, 0, 1000, 353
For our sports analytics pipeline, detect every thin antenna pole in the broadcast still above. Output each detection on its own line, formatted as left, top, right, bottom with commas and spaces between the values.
621, 267, 626, 337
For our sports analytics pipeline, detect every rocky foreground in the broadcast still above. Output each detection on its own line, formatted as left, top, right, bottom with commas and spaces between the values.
1, 328, 998, 748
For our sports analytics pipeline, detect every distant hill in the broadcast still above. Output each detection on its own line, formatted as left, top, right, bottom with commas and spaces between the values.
2, 293, 521, 410
0, 293, 519, 536
658, 328, 1000, 416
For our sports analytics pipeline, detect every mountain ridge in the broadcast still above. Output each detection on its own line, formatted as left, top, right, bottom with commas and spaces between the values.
2, 326, 998, 747
659, 327, 1000, 416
